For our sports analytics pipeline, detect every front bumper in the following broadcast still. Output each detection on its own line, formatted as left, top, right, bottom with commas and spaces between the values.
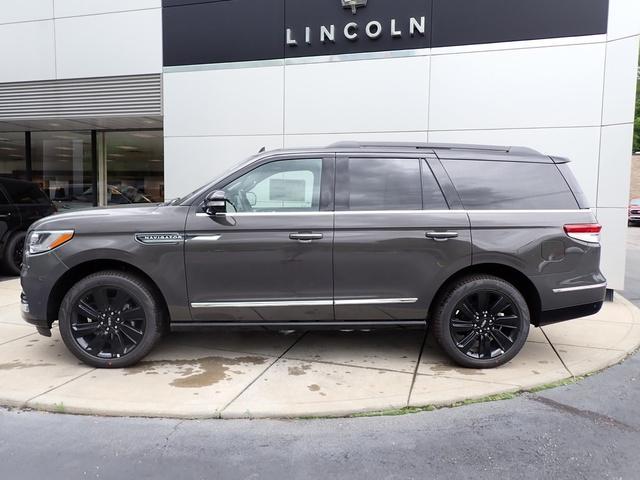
20, 250, 68, 336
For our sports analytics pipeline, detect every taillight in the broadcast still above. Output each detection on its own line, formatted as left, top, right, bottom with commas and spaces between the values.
564, 223, 601, 244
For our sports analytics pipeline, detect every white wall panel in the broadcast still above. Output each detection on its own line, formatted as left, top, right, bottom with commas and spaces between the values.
0, 21, 56, 82
54, 0, 159, 17
284, 131, 427, 148
55, 9, 161, 79
428, 127, 601, 207
0, 1, 53, 24
163, 67, 284, 137
602, 36, 640, 126
429, 43, 605, 131
607, 0, 640, 41
284, 56, 430, 135
164, 135, 284, 199
595, 207, 628, 290
597, 124, 634, 208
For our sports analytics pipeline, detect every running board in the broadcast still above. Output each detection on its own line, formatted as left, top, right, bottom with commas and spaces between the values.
170, 320, 426, 331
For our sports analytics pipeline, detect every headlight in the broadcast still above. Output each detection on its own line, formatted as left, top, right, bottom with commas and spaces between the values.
26, 230, 74, 255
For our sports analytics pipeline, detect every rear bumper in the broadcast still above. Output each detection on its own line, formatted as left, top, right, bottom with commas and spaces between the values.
538, 300, 604, 326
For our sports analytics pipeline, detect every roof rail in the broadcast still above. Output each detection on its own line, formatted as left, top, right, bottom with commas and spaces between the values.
327, 141, 541, 156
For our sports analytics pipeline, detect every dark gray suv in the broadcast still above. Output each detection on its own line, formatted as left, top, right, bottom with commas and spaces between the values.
20, 142, 606, 369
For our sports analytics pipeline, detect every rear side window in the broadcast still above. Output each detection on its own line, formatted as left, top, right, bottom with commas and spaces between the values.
442, 160, 578, 210
337, 158, 422, 211
556, 163, 590, 208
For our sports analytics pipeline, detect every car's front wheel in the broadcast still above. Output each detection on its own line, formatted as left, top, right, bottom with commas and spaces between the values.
432, 275, 530, 369
59, 270, 163, 368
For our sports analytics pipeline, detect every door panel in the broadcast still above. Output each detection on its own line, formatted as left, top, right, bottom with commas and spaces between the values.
334, 211, 472, 320
185, 156, 334, 322
333, 155, 472, 321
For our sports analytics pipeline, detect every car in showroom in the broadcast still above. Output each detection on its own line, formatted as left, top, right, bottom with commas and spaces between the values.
628, 198, 640, 226
20, 142, 606, 369
0, 177, 56, 276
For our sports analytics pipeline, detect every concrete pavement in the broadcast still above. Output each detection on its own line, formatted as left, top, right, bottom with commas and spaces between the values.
1, 347, 639, 480
1, 275, 638, 418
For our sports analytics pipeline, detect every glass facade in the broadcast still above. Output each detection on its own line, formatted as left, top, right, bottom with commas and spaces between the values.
0, 129, 163, 210
31, 131, 94, 211
0, 133, 27, 180
105, 131, 164, 204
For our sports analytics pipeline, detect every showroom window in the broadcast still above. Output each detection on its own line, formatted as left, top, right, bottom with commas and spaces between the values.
104, 131, 164, 205
0, 132, 27, 180
31, 131, 95, 211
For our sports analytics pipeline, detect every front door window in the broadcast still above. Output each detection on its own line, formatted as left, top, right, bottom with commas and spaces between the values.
223, 158, 323, 213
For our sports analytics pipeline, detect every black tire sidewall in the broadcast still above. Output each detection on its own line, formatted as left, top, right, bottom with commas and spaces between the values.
434, 276, 530, 369
59, 271, 162, 368
2, 231, 26, 276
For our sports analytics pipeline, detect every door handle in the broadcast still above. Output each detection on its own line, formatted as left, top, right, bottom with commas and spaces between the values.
289, 232, 323, 243
425, 231, 458, 241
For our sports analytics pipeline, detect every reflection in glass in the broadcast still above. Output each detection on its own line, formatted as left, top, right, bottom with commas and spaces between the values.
31, 131, 94, 211
0, 133, 27, 180
105, 131, 164, 204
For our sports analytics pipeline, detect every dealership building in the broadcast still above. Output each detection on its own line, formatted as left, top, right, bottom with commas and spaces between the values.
0, 0, 638, 289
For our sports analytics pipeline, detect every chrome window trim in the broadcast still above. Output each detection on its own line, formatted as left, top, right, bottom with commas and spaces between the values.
191, 298, 418, 308
552, 282, 607, 293
195, 209, 589, 217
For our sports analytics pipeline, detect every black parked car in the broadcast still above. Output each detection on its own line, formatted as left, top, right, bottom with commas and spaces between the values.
0, 178, 56, 275
21, 142, 606, 369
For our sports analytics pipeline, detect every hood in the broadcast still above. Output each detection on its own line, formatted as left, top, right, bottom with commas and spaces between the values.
30, 203, 188, 234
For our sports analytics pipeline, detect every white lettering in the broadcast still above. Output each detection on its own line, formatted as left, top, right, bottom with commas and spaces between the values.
286, 28, 298, 46
391, 19, 402, 37
344, 22, 358, 40
320, 25, 335, 43
305, 26, 311, 44
365, 21, 382, 39
409, 16, 426, 37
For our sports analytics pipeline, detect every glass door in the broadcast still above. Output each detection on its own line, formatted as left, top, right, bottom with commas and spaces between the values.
101, 130, 164, 206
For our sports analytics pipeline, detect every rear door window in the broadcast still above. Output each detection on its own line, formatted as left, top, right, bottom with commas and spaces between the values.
336, 158, 422, 211
441, 160, 579, 210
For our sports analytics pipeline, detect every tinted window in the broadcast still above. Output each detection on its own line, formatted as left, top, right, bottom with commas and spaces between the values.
556, 163, 589, 208
422, 161, 449, 209
2, 180, 50, 205
224, 158, 322, 212
442, 160, 578, 210
338, 158, 422, 211
0, 189, 8, 205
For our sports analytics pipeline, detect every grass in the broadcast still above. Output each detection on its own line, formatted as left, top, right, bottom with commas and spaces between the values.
347, 375, 590, 419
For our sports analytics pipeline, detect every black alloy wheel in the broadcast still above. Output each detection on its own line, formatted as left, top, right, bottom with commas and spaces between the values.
449, 290, 521, 360
59, 271, 163, 368
432, 275, 530, 369
70, 286, 146, 360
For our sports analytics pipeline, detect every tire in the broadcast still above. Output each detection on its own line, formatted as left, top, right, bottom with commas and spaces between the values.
1, 231, 26, 276
432, 275, 530, 369
59, 270, 163, 368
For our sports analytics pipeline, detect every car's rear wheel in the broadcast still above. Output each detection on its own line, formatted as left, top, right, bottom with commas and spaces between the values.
1, 231, 26, 276
59, 270, 163, 368
432, 275, 530, 369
